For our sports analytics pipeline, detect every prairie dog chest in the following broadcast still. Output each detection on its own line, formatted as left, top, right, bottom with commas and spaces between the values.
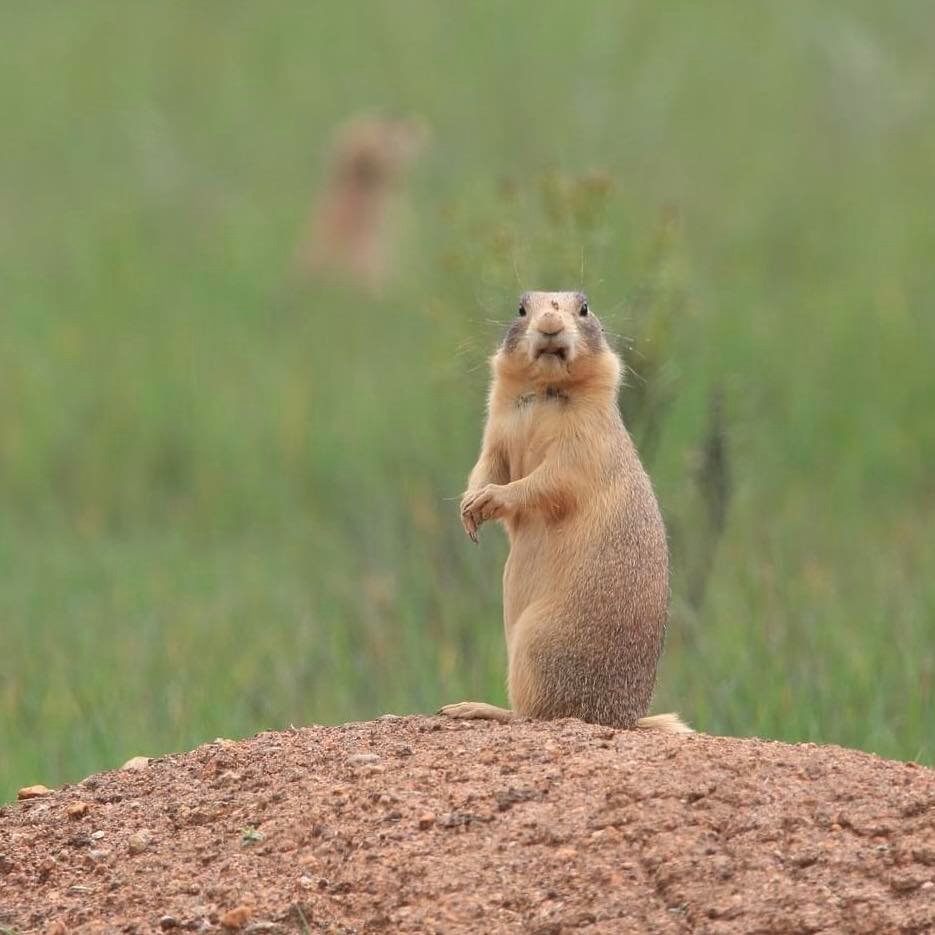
501, 391, 568, 481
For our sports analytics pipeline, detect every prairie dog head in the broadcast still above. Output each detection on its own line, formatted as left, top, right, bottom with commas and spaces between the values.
330, 116, 428, 190
495, 291, 620, 392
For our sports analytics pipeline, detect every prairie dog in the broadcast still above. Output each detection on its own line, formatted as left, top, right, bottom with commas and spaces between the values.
440, 291, 690, 733
297, 115, 427, 292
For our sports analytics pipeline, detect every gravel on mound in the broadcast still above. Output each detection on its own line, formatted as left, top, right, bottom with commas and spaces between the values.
1, 717, 934, 934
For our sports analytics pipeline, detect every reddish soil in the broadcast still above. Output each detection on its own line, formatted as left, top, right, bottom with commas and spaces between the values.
1, 717, 934, 934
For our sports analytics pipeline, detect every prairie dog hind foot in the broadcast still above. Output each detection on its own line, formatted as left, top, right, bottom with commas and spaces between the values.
438, 702, 513, 722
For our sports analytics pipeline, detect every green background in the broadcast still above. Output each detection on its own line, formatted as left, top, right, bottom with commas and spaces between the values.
2, 2, 933, 802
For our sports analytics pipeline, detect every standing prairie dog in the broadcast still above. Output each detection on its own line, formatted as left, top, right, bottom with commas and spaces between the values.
297, 115, 427, 292
440, 291, 690, 733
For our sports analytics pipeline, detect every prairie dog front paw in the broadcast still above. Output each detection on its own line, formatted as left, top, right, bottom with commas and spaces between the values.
460, 483, 512, 540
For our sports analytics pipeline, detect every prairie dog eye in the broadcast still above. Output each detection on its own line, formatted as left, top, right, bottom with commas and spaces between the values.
517, 304, 526, 317
579, 302, 589, 317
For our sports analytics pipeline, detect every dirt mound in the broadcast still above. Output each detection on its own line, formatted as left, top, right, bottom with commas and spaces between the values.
1, 717, 934, 934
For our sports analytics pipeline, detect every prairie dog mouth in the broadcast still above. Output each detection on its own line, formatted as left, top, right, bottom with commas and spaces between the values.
535, 346, 568, 362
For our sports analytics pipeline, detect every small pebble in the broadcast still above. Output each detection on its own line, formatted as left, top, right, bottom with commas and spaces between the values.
128, 828, 154, 854
18, 784, 52, 800
122, 756, 151, 771
347, 753, 380, 766
67, 800, 90, 818
220, 905, 253, 929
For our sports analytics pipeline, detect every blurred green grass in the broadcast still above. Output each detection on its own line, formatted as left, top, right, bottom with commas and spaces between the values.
2, 2, 934, 801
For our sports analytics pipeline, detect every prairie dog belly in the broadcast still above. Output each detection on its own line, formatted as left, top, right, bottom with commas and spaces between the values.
505, 487, 666, 639
502, 519, 553, 634
502, 495, 612, 630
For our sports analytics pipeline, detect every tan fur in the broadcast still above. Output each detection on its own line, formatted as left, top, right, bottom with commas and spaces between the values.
297, 115, 427, 292
635, 713, 693, 734
440, 291, 691, 734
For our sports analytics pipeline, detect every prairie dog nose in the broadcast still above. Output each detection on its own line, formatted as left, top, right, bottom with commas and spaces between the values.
536, 314, 565, 337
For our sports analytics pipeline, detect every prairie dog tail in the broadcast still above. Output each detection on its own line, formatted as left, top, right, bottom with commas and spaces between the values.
635, 713, 693, 734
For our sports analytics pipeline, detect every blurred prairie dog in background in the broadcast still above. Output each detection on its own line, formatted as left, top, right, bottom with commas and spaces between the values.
440, 291, 690, 734
297, 114, 427, 293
